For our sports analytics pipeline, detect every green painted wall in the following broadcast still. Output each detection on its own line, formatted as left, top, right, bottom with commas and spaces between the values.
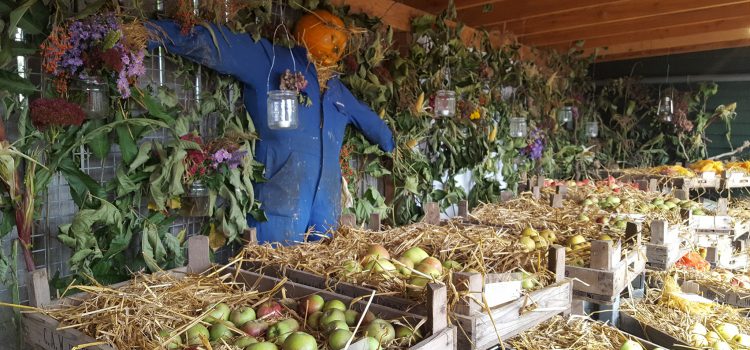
595, 47, 750, 157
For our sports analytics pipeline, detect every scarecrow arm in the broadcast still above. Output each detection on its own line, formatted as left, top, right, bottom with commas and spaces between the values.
341, 86, 395, 153
147, 20, 271, 87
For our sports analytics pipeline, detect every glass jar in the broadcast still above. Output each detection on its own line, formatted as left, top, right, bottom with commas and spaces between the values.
267, 90, 299, 129
509, 117, 527, 138
434, 90, 456, 117
557, 106, 573, 123
75, 77, 109, 119
658, 96, 674, 122
181, 180, 210, 217
586, 121, 599, 138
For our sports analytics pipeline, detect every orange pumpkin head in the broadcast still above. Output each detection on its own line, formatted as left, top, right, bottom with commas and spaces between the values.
294, 10, 348, 66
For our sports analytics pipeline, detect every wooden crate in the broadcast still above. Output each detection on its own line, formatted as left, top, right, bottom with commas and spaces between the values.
644, 220, 689, 271
691, 214, 750, 240
565, 223, 647, 304
619, 311, 689, 349
723, 169, 750, 189
695, 232, 745, 268
671, 171, 721, 190
679, 280, 750, 309
22, 236, 457, 350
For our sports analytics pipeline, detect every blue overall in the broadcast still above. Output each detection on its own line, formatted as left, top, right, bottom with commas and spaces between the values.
148, 21, 395, 244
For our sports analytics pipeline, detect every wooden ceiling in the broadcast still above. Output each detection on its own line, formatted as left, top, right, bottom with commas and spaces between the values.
392, 0, 750, 61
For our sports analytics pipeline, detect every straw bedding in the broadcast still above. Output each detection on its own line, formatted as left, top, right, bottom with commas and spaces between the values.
507, 315, 643, 350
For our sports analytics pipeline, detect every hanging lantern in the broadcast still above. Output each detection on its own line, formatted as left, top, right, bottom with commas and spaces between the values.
267, 90, 299, 129
658, 96, 674, 122
434, 90, 456, 117
75, 77, 109, 119
557, 106, 573, 123
509, 117, 527, 138
586, 121, 599, 138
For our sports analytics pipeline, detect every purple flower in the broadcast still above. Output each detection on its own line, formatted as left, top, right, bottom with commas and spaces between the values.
211, 149, 232, 168
116, 71, 130, 98
522, 128, 546, 160
227, 150, 247, 169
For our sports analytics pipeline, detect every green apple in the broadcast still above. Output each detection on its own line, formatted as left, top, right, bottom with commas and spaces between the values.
230, 307, 257, 326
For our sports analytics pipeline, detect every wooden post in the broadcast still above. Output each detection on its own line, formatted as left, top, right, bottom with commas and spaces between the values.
368, 213, 381, 232
548, 245, 566, 282
650, 220, 673, 245
452, 272, 483, 315
555, 184, 568, 196
28, 268, 51, 308
426, 283, 448, 333
550, 193, 563, 208
674, 189, 689, 200
424, 202, 440, 225
536, 175, 546, 188
188, 235, 211, 274
531, 186, 541, 200
457, 200, 469, 219
244, 227, 258, 244
340, 214, 356, 228
706, 247, 719, 264
648, 179, 659, 192
500, 190, 514, 202
682, 281, 701, 294
717, 198, 729, 216
590, 240, 615, 270
680, 208, 692, 221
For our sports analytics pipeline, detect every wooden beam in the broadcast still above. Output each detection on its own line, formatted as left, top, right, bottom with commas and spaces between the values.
395, 0, 501, 13
593, 30, 750, 61
337, 0, 488, 47
522, 2, 750, 46
489, 0, 750, 36
548, 16, 750, 52
458, 0, 625, 28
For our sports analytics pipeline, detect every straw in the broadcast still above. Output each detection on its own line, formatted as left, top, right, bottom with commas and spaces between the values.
507, 315, 642, 350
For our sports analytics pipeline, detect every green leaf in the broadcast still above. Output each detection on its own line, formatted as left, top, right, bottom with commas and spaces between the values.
103, 228, 132, 259
0, 70, 37, 95
59, 157, 105, 207
86, 120, 111, 160
131, 87, 176, 124
8, 0, 37, 37
404, 176, 419, 194
116, 124, 138, 165
74, 0, 108, 20
129, 142, 153, 172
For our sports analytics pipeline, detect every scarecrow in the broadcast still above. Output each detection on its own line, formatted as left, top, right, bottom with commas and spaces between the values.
148, 11, 395, 244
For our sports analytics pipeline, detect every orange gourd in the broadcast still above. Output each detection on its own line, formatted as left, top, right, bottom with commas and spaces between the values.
294, 10, 348, 66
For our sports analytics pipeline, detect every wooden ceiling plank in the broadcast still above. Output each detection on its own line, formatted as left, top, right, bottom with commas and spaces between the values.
589, 28, 750, 57
394, 0, 507, 14
596, 39, 750, 61
457, 0, 625, 27
545, 16, 750, 52
495, 0, 750, 36
521, 2, 750, 46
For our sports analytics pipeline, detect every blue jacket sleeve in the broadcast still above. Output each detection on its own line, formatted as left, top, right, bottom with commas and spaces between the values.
341, 86, 396, 153
146, 20, 271, 88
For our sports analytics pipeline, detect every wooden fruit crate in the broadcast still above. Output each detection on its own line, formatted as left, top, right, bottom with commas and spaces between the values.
245, 205, 572, 350
691, 214, 750, 241
644, 220, 690, 271
22, 236, 457, 350
619, 311, 689, 349
671, 171, 721, 190
723, 169, 750, 189
565, 223, 647, 304
679, 280, 750, 310
694, 231, 749, 269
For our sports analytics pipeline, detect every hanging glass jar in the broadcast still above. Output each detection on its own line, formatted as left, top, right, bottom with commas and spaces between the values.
75, 76, 109, 119
434, 90, 456, 117
509, 117, 527, 138
181, 180, 210, 217
557, 106, 573, 123
658, 96, 674, 122
586, 121, 599, 138
267, 90, 299, 129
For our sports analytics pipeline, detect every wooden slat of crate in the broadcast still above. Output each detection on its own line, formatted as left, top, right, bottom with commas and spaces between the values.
23, 236, 455, 350
619, 311, 688, 349
681, 280, 750, 309
454, 280, 572, 350
673, 171, 720, 190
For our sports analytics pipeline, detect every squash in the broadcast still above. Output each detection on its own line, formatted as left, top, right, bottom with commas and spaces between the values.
294, 10, 348, 66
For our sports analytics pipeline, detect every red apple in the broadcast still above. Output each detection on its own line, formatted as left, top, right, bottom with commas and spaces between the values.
362, 244, 390, 263
242, 320, 269, 337
258, 301, 283, 319
418, 257, 443, 273
298, 294, 325, 315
